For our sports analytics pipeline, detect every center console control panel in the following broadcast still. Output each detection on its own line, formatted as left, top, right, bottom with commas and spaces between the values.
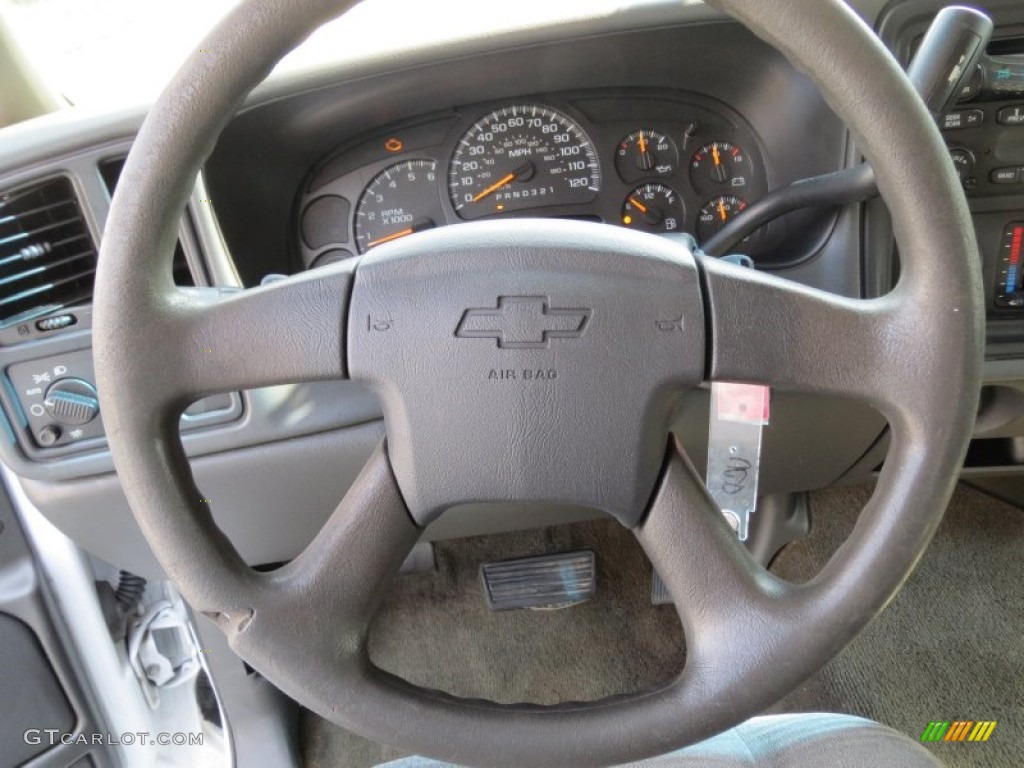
941, 51, 1024, 197
936, 39, 1024, 315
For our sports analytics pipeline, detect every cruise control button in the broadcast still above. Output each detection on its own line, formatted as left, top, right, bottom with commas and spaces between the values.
941, 109, 985, 130
997, 105, 1024, 126
991, 168, 1021, 184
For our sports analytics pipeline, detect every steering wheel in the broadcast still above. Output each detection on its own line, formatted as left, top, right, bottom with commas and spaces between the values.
93, 0, 983, 765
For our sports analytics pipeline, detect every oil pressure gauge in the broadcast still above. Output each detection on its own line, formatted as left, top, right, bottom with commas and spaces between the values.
615, 129, 679, 183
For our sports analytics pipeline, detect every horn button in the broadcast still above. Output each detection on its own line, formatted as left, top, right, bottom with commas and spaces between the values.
347, 220, 705, 526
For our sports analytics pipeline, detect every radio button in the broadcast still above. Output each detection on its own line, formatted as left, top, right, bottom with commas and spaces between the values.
942, 109, 985, 130
997, 105, 1024, 126
991, 167, 1021, 184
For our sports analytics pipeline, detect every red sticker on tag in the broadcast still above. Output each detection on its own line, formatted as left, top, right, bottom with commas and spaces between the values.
714, 383, 770, 425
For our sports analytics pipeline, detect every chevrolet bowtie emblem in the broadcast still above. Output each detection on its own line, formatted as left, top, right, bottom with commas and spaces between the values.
455, 296, 591, 349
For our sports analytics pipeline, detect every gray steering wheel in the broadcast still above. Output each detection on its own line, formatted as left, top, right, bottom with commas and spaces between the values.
93, 1, 983, 765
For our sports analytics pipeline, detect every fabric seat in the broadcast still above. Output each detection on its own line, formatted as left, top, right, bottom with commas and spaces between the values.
379, 713, 943, 767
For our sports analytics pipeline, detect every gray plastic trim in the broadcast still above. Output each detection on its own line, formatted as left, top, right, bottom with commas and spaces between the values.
7, 467, 233, 767
190, 172, 242, 289
0, 139, 381, 482
0, 468, 118, 768
18, 420, 385, 578
191, 615, 295, 768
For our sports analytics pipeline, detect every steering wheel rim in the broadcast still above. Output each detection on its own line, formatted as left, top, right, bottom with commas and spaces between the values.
93, 1, 983, 766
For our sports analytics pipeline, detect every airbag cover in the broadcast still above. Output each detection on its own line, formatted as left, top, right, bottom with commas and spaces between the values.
347, 219, 703, 525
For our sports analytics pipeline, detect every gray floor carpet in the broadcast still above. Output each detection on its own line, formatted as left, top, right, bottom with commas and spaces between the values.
768, 482, 1023, 768
302, 483, 1023, 768
367, 521, 685, 703
302, 520, 685, 768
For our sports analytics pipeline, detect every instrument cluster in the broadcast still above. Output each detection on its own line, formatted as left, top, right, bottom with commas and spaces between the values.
296, 91, 775, 268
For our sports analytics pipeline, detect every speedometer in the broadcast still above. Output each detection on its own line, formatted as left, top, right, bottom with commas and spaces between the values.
448, 105, 601, 220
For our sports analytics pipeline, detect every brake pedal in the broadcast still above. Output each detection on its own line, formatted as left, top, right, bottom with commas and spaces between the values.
481, 551, 595, 611
651, 570, 672, 605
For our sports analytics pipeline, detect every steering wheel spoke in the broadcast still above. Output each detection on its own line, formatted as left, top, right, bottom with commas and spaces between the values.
701, 255, 910, 414
154, 263, 354, 407
242, 443, 420, 658
637, 439, 789, 645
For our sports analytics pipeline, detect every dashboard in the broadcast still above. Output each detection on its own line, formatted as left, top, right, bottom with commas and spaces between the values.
0, 0, 1023, 581
295, 91, 775, 267
5, 5, 1024, 766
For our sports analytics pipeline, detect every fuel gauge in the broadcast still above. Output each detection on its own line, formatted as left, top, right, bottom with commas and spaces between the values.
621, 183, 685, 233
615, 130, 679, 183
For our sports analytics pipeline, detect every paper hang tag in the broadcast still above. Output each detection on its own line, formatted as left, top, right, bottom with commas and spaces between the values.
714, 382, 770, 425
706, 383, 770, 541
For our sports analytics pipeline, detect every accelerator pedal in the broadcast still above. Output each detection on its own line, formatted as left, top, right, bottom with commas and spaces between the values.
481, 551, 595, 611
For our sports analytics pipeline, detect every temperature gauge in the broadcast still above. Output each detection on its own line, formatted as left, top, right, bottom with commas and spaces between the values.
690, 141, 751, 190
615, 130, 679, 183
621, 183, 685, 233
994, 222, 1024, 308
698, 195, 748, 243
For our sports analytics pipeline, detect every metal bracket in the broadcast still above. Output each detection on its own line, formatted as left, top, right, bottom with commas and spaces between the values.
126, 597, 201, 708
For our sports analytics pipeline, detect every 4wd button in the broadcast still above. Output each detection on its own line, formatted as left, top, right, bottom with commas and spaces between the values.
941, 109, 985, 130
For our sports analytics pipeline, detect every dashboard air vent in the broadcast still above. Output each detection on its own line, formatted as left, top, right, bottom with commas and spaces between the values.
0, 177, 96, 328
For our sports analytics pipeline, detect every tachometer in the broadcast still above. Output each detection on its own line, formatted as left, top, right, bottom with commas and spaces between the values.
354, 159, 443, 254
448, 105, 601, 219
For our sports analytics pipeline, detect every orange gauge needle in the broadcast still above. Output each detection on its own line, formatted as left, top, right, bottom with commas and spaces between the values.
472, 172, 516, 203
366, 218, 435, 248
628, 197, 649, 213
717, 199, 728, 222
638, 131, 648, 155
367, 228, 414, 247
712, 143, 722, 166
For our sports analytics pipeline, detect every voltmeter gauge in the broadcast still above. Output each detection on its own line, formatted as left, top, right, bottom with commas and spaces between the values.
698, 195, 748, 243
690, 141, 751, 190
621, 183, 685, 233
615, 129, 678, 183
